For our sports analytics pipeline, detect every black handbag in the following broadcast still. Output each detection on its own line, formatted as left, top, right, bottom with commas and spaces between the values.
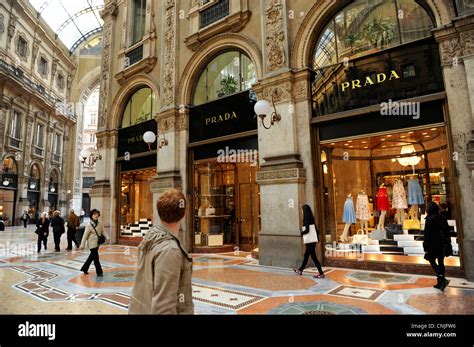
385, 224, 403, 239
91, 223, 106, 245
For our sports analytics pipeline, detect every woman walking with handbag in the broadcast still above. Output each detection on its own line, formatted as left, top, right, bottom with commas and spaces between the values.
79, 209, 108, 277
293, 204, 325, 278
36, 212, 50, 252
423, 202, 452, 291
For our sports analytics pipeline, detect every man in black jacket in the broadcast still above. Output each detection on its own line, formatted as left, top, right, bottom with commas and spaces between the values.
50, 210, 65, 252
423, 202, 452, 291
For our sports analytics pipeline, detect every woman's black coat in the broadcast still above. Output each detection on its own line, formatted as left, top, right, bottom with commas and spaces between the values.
423, 214, 452, 259
36, 218, 50, 237
50, 216, 65, 234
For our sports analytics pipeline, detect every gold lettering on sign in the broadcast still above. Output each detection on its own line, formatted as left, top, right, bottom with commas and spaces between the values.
205, 111, 238, 126
341, 70, 401, 92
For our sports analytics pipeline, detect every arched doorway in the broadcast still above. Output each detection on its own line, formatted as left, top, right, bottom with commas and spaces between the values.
48, 169, 60, 212
189, 50, 260, 253
117, 86, 159, 240
0, 156, 19, 226
28, 164, 42, 221
308, 0, 461, 274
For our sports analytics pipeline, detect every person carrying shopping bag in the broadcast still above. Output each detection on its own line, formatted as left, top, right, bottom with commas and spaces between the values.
79, 209, 108, 277
293, 204, 325, 278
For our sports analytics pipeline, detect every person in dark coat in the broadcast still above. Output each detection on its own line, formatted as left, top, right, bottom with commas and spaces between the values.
36, 212, 50, 252
66, 209, 80, 250
50, 210, 65, 252
423, 202, 452, 291
293, 204, 325, 278
20, 211, 30, 228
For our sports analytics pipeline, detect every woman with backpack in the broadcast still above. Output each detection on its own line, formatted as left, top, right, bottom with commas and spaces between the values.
423, 201, 452, 291
79, 209, 108, 277
293, 204, 325, 278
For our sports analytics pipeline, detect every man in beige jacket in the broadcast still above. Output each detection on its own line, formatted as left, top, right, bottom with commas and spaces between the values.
129, 189, 194, 314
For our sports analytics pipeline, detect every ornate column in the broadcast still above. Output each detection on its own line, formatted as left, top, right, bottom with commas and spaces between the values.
434, 16, 474, 281
0, 102, 7, 150
254, 1, 312, 268
90, 0, 118, 236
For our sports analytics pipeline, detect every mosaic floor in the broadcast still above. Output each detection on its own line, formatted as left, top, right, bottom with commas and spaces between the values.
1, 226, 473, 315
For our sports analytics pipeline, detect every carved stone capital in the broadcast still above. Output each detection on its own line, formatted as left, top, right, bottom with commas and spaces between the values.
257, 154, 306, 185
96, 129, 117, 149
150, 171, 182, 193
157, 109, 187, 132
100, 0, 118, 20
89, 181, 111, 198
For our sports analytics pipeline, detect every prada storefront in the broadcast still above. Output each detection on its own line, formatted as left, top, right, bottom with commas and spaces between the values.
311, 0, 462, 274
189, 90, 260, 253
116, 87, 158, 241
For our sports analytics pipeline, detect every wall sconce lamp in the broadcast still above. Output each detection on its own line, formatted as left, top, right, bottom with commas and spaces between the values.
254, 93, 281, 130
80, 148, 102, 169
143, 130, 168, 151
2, 179, 9, 187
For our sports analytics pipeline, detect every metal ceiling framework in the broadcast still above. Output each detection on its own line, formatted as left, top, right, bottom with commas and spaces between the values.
29, 0, 104, 53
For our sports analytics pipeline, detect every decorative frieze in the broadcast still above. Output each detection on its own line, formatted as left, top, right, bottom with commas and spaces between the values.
162, 0, 176, 108
256, 168, 306, 185
439, 37, 463, 66
157, 112, 187, 133
264, 0, 286, 73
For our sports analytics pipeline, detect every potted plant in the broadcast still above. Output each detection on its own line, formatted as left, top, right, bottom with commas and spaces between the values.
362, 17, 396, 50
217, 75, 238, 97
134, 111, 150, 125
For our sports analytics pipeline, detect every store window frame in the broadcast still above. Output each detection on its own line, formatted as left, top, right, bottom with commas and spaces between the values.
312, 0, 435, 70
38, 55, 49, 78
192, 50, 257, 106
16, 35, 28, 59
33, 123, 45, 157
9, 110, 22, 149
130, 0, 147, 46
120, 86, 158, 129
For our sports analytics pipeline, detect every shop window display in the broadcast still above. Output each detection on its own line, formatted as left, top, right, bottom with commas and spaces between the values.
320, 127, 459, 261
193, 158, 259, 249
313, 0, 433, 69
119, 168, 156, 237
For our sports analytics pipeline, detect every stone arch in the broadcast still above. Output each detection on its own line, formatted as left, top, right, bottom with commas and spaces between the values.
291, 0, 457, 70
28, 161, 43, 180
49, 167, 61, 184
178, 33, 263, 106
109, 74, 160, 130
1, 154, 18, 174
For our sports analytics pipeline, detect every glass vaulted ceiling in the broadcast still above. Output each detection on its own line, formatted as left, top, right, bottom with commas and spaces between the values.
29, 0, 104, 53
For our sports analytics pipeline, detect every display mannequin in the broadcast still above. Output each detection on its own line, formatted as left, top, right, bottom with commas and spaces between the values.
408, 177, 424, 218
340, 193, 356, 243
356, 189, 370, 234
376, 183, 389, 230
392, 179, 408, 225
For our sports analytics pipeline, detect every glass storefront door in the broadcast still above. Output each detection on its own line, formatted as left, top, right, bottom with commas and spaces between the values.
119, 168, 156, 237
0, 189, 16, 227
193, 152, 260, 251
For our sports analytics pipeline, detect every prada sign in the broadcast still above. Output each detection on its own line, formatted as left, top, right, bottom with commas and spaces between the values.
189, 91, 257, 143
341, 70, 401, 92
311, 37, 444, 117
118, 119, 157, 157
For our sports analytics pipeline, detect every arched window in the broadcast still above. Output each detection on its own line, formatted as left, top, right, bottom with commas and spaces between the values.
193, 51, 257, 105
30, 164, 41, 179
49, 170, 59, 184
313, 0, 434, 69
1, 157, 17, 174
121, 87, 158, 128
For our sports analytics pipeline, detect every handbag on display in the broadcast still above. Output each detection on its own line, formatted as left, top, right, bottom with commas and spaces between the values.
369, 228, 387, 240
205, 206, 216, 216
302, 224, 319, 244
352, 229, 368, 245
385, 223, 403, 239
403, 214, 421, 231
